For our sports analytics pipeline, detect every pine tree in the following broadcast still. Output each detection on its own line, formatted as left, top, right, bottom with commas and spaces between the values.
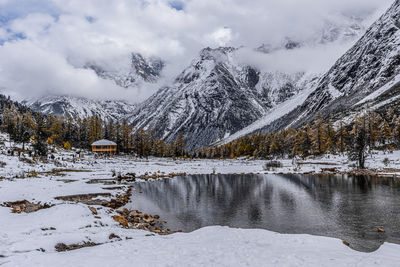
269, 138, 279, 157
48, 115, 63, 146
133, 129, 149, 158
2, 105, 19, 147
380, 119, 392, 147
121, 120, 132, 152
367, 111, 380, 149
386, 107, 395, 124
311, 115, 326, 155
63, 114, 75, 144
20, 111, 36, 150
349, 116, 367, 169
175, 133, 186, 157
88, 116, 102, 146
33, 114, 48, 157
325, 119, 336, 154
297, 125, 312, 158
393, 116, 400, 148
115, 121, 122, 152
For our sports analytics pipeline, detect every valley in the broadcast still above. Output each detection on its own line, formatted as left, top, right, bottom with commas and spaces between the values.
0, 0, 399, 266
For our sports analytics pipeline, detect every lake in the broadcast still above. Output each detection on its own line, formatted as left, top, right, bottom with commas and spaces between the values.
127, 174, 400, 252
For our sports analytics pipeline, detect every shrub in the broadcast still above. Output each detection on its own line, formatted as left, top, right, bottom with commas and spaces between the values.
33, 140, 48, 157
264, 160, 283, 171
64, 142, 72, 150
383, 158, 390, 167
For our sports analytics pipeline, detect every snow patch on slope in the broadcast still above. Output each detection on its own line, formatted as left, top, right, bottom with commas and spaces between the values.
219, 84, 316, 145
25, 95, 136, 122
328, 83, 344, 99
356, 74, 400, 105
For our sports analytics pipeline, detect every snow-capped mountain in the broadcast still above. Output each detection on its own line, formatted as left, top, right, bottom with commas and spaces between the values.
257, 14, 366, 54
129, 9, 384, 149
240, 0, 400, 136
291, 0, 399, 125
85, 53, 164, 88
318, 15, 365, 44
25, 2, 399, 149
129, 47, 316, 150
24, 95, 136, 122
26, 53, 164, 121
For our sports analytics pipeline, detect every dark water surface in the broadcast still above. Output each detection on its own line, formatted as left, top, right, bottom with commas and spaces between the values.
127, 174, 400, 252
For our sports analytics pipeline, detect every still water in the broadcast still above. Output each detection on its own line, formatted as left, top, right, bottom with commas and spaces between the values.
128, 174, 400, 252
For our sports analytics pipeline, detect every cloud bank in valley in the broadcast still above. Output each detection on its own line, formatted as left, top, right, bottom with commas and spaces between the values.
0, 0, 394, 102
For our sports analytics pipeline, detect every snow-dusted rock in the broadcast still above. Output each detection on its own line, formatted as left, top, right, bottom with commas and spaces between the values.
129, 47, 313, 150
250, 0, 400, 134
85, 53, 164, 88
24, 52, 164, 121
24, 95, 136, 122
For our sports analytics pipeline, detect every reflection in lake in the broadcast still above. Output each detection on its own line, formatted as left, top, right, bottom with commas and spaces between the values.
127, 174, 400, 252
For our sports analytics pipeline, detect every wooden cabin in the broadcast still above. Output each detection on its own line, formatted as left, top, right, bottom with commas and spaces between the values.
91, 139, 117, 154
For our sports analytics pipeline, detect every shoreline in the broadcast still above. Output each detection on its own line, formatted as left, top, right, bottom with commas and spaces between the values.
1, 150, 400, 266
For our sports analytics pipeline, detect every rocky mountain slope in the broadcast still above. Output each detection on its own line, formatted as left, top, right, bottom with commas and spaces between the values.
25, 3, 397, 148
257, 14, 366, 54
85, 53, 164, 88
24, 95, 136, 122
26, 53, 164, 121
254, 0, 400, 134
220, 0, 400, 142
129, 11, 382, 149
129, 47, 316, 150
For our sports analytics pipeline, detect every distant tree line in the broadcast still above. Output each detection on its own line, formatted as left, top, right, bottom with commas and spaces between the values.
0, 101, 187, 158
1, 92, 399, 167
198, 108, 400, 168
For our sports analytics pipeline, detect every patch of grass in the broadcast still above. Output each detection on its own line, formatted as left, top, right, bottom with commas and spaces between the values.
296, 162, 340, 166
19, 158, 35, 165
28, 171, 39, 178
55, 242, 99, 252
41, 169, 92, 176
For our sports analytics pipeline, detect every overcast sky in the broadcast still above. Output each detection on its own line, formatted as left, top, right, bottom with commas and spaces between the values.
0, 0, 394, 102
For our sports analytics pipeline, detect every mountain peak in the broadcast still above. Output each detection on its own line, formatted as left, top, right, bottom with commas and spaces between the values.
85, 52, 165, 88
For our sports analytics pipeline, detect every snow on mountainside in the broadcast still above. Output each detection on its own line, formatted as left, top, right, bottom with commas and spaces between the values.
257, 14, 366, 54
24, 6, 395, 147
228, 0, 400, 137
129, 47, 315, 150
85, 53, 164, 88
26, 53, 164, 121
24, 95, 136, 122
305, 0, 400, 113
130, 11, 381, 149
220, 74, 319, 145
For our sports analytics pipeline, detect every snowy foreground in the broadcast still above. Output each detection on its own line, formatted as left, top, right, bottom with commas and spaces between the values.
4, 226, 400, 267
1, 148, 400, 266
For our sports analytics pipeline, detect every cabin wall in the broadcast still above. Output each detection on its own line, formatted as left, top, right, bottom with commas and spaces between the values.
92, 145, 117, 153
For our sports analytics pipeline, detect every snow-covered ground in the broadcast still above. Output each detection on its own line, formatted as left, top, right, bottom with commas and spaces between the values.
4, 226, 400, 267
1, 140, 400, 266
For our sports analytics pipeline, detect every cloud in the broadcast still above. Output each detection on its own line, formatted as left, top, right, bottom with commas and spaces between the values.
236, 42, 354, 76
0, 0, 394, 103
205, 28, 233, 47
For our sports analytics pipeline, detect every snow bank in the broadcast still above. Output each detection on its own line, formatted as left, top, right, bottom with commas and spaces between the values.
3, 226, 399, 267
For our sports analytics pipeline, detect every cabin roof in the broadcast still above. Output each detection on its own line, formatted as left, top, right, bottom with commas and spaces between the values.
91, 139, 117, 146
